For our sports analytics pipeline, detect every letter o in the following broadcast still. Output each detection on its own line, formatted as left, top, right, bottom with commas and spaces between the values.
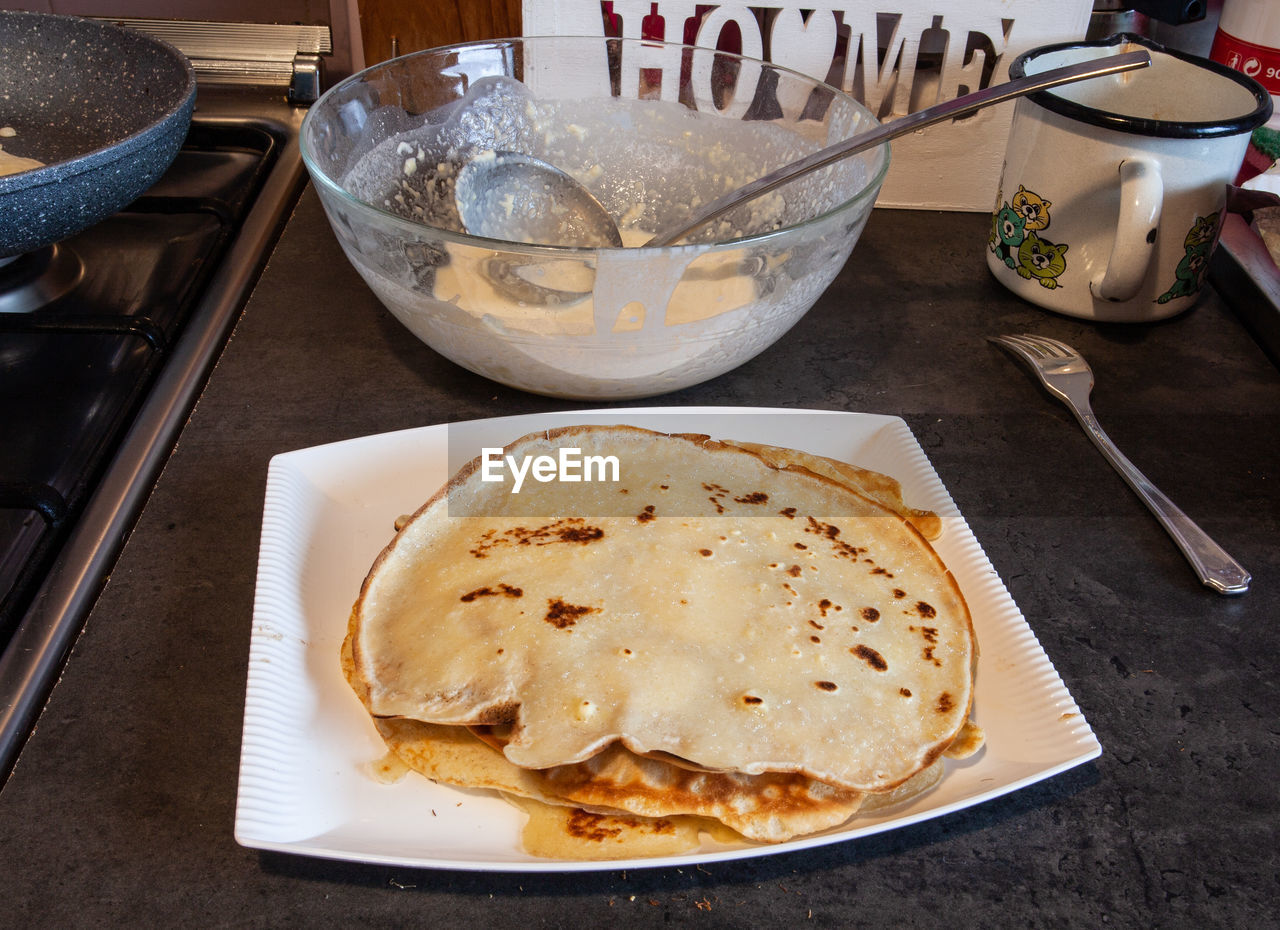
690, 8, 764, 120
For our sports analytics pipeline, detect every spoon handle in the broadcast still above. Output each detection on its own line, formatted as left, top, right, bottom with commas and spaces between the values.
645, 49, 1151, 247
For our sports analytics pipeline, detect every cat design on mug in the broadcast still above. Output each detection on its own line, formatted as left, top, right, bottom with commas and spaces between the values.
990, 185, 1064, 282
1016, 231, 1069, 289
989, 203, 1026, 269
1011, 185, 1052, 231
1155, 212, 1220, 304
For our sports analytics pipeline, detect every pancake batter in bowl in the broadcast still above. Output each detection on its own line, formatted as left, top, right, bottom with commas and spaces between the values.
330, 79, 871, 397
341, 79, 862, 246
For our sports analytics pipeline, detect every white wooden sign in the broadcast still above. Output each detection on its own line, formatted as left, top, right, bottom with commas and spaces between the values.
522, 1, 1093, 210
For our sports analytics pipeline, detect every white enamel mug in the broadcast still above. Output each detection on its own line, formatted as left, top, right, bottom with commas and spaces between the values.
987, 34, 1272, 322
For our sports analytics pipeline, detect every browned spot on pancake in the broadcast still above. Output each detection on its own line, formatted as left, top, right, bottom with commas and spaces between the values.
923, 646, 941, 667
860, 606, 880, 622
698, 548, 713, 557
892, 588, 907, 599
804, 516, 868, 561
470, 518, 604, 557
637, 505, 656, 523
806, 516, 841, 540
916, 601, 937, 619
556, 523, 605, 544
851, 644, 888, 671
937, 692, 955, 714
474, 700, 519, 725
659, 484, 669, 490
566, 809, 625, 842
808, 619, 824, 630
741, 694, 764, 706
545, 598, 597, 630
468, 529, 497, 558
911, 625, 940, 651
703, 482, 728, 514
870, 566, 894, 577
794, 543, 807, 550
734, 491, 768, 504
786, 564, 802, 577
778, 507, 797, 519
810, 635, 821, 643
815, 680, 838, 692
817, 598, 839, 618
459, 583, 523, 602
900, 688, 912, 697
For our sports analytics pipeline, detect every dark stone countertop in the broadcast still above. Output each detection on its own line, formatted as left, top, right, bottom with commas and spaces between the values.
1, 190, 1276, 927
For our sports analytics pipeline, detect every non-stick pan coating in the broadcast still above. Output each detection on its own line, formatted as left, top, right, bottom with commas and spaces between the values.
0, 11, 196, 258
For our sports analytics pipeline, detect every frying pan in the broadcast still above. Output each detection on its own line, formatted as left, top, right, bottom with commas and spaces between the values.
0, 11, 195, 259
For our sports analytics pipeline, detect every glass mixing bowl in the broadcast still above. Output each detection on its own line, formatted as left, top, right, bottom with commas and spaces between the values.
301, 35, 889, 399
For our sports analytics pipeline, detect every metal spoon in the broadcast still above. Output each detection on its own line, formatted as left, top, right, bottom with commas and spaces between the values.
454, 150, 624, 248
455, 50, 1151, 248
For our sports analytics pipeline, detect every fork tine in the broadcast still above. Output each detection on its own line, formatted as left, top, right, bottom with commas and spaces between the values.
989, 333, 1047, 359
993, 333, 1080, 360
1018, 334, 1075, 358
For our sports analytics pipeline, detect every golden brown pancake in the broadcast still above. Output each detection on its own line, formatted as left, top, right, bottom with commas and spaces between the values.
349, 426, 976, 794
375, 717, 868, 843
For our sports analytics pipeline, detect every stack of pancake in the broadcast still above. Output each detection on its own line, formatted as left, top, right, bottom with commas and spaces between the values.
344, 426, 982, 859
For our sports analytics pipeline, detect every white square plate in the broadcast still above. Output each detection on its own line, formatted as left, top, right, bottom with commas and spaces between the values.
235, 407, 1100, 871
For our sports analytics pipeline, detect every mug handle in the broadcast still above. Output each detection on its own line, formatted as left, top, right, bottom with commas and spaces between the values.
1091, 158, 1162, 302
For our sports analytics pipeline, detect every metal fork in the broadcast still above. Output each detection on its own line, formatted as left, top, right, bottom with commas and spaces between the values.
990, 333, 1251, 595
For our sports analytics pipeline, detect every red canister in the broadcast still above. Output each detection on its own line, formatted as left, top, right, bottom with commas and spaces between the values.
1212, 0, 1280, 99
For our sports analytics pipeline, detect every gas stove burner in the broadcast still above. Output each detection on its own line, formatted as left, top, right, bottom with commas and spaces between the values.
0, 103, 306, 781
0, 244, 84, 315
